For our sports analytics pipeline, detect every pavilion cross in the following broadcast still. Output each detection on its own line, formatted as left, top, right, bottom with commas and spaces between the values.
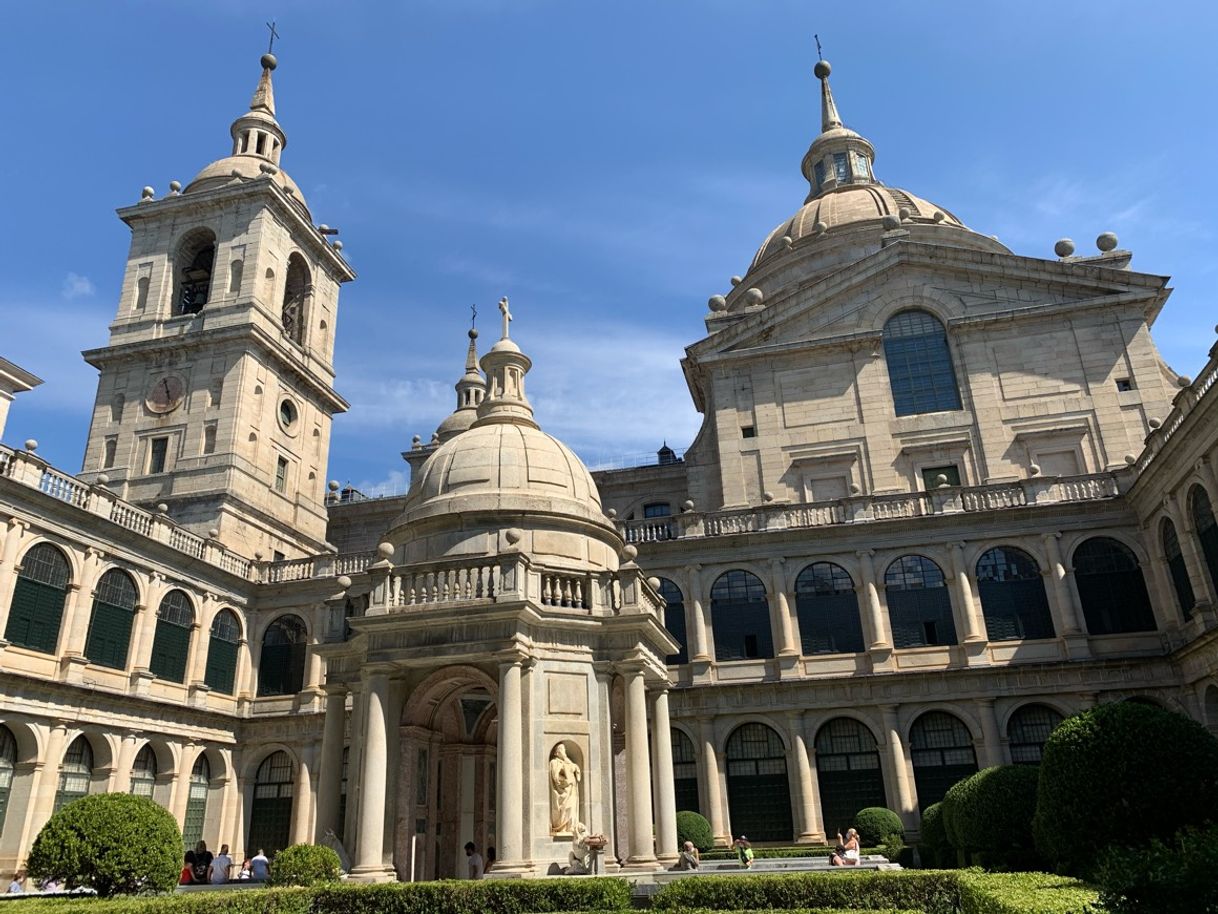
266, 20, 280, 54
815, 34, 823, 59
471, 303, 477, 331
498, 296, 512, 339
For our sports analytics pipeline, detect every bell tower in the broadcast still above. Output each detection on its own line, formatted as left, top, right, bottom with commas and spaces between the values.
79, 49, 356, 560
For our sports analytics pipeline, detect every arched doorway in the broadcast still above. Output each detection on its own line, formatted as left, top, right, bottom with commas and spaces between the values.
183, 755, 210, 849
399, 667, 498, 880
814, 718, 886, 837
725, 723, 792, 842
248, 751, 294, 856
909, 712, 977, 810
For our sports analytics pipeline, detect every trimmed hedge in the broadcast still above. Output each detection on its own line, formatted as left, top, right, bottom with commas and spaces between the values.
1033, 701, 1218, 875
854, 808, 905, 847
268, 845, 341, 887
945, 766, 1040, 870
310, 878, 631, 914
677, 810, 714, 852
1091, 823, 1218, 913
918, 803, 952, 869
0, 891, 312, 914
699, 845, 881, 861
27, 793, 183, 897
651, 870, 962, 914
957, 871, 1097, 914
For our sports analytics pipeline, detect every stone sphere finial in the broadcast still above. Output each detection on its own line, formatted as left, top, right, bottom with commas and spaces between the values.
96, 473, 109, 486
505, 528, 523, 545
140, 186, 155, 200
333, 241, 344, 252
708, 294, 727, 312
606, 507, 618, 519
22, 439, 37, 452
682, 499, 695, 512
813, 59, 832, 79
1096, 231, 1119, 252
647, 576, 662, 592
1148, 417, 1162, 429
881, 214, 901, 231
336, 575, 352, 590
780, 235, 793, 249
933, 211, 946, 223
1124, 454, 1138, 466
849, 483, 861, 495
1029, 464, 1042, 477
743, 287, 764, 306
934, 474, 950, 488
812, 221, 828, 235
898, 207, 911, 222
1178, 375, 1192, 388
328, 479, 340, 492
622, 544, 638, 563
261, 52, 278, 71
411, 435, 422, 447
376, 542, 395, 560
168, 180, 181, 194
156, 503, 169, 514
208, 527, 220, 538
762, 491, 775, 503
1054, 238, 1075, 258
729, 275, 743, 286
254, 551, 264, 561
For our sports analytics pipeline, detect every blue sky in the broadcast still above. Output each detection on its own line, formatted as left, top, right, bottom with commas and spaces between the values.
2, 1, 1216, 494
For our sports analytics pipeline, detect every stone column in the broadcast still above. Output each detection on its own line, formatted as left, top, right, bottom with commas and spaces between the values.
769, 558, 800, 657
685, 565, 711, 661
290, 743, 315, 845
1042, 533, 1085, 635
130, 573, 165, 672
315, 687, 347, 841
26, 722, 69, 840
623, 667, 656, 866
1173, 497, 1218, 609
649, 688, 678, 863
60, 546, 103, 658
697, 716, 728, 845
948, 543, 987, 643
880, 705, 917, 830
170, 744, 196, 825
786, 712, 822, 842
975, 698, 1004, 768
495, 657, 525, 869
351, 669, 393, 879
111, 731, 140, 793
856, 550, 891, 650
0, 518, 28, 635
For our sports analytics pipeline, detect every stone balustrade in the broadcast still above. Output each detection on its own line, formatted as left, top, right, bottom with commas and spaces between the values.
1136, 339, 1218, 472
618, 471, 1125, 544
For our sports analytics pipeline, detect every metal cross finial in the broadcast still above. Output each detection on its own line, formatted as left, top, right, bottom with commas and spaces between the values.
814, 34, 823, 59
266, 20, 280, 54
470, 304, 477, 330
498, 296, 512, 340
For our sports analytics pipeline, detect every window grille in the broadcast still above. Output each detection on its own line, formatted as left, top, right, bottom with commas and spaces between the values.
710, 571, 773, 661
882, 310, 962, 416
885, 556, 957, 648
257, 615, 308, 696
1073, 537, 1156, 635
182, 756, 210, 848
55, 737, 94, 811
976, 546, 1055, 640
247, 751, 294, 856
795, 562, 864, 654
129, 745, 157, 798
909, 712, 977, 810
1007, 704, 1064, 764
725, 724, 792, 841
815, 718, 886, 836
656, 578, 688, 665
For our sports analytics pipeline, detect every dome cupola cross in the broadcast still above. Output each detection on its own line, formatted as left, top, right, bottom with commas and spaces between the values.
800, 56, 878, 202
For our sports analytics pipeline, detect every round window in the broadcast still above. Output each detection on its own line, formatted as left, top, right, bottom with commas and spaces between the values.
278, 398, 298, 430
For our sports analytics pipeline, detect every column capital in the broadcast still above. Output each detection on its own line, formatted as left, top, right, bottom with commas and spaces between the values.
856, 548, 876, 558
973, 696, 996, 708
6, 517, 28, 532
85, 545, 106, 560
1041, 530, 1063, 542
362, 662, 396, 679
322, 683, 349, 698
684, 563, 702, 574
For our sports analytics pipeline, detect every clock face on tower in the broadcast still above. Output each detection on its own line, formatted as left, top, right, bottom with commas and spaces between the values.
145, 374, 186, 414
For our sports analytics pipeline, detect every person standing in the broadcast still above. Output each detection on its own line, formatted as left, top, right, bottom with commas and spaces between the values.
209, 844, 232, 884
733, 836, 754, 868
250, 849, 270, 883
464, 842, 484, 879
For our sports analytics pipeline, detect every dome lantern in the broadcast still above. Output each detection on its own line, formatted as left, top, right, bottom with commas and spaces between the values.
800, 59, 878, 202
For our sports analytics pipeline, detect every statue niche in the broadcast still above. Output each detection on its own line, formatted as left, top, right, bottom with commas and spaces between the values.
548, 741, 582, 836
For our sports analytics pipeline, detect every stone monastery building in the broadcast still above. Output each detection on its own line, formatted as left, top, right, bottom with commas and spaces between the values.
1, 44, 1218, 882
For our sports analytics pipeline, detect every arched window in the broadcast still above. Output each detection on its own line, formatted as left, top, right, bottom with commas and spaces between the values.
1190, 486, 1218, 600
815, 718, 886, 836
84, 568, 138, 670
656, 578, 688, 665
5, 543, 71, 653
710, 571, 773, 661
55, 736, 94, 811
975, 546, 1055, 640
150, 589, 195, 683
183, 755, 210, 849
885, 556, 957, 648
882, 310, 962, 416
672, 729, 700, 814
257, 615, 308, 697
176, 231, 216, 315
0, 726, 16, 832
248, 751, 294, 856
1006, 704, 1065, 764
337, 746, 349, 843
795, 562, 864, 654
1073, 537, 1156, 635
282, 253, 309, 345
205, 610, 242, 695
1162, 518, 1195, 620
130, 745, 157, 798
724, 723, 792, 842
909, 711, 977, 810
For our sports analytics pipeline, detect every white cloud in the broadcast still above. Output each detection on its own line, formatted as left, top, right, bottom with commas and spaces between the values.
61, 272, 95, 300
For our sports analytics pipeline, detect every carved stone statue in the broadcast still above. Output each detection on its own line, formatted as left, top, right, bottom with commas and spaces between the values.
549, 742, 581, 835
565, 821, 591, 875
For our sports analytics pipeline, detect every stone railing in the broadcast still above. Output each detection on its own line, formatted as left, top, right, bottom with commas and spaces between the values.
618, 471, 1125, 544
1136, 338, 1218, 473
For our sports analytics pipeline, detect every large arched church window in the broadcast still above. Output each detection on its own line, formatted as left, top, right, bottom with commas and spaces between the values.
1162, 518, 1195, 620
257, 615, 307, 697
975, 546, 1055, 640
794, 562, 864, 654
282, 253, 309, 345
1007, 704, 1064, 764
176, 230, 216, 316
247, 751, 294, 856
909, 711, 977, 810
1073, 537, 1156, 635
881, 309, 962, 416
129, 744, 157, 798
1190, 485, 1218, 599
724, 723, 792, 842
182, 755, 211, 849
815, 717, 886, 836
710, 571, 773, 661
4, 543, 71, 654
205, 609, 242, 695
672, 728, 699, 814
885, 555, 957, 648
0, 726, 15, 833
54, 736, 94, 812
150, 589, 195, 683
84, 568, 138, 670
656, 578, 688, 665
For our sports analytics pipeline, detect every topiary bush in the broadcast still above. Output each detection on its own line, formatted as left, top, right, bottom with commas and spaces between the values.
26, 793, 181, 897
854, 807, 905, 847
946, 765, 1040, 870
940, 777, 969, 864
1091, 823, 1218, 913
676, 810, 714, 852
917, 803, 952, 869
311, 877, 632, 914
1033, 701, 1218, 876
651, 870, 961, 914
267, 843, 342, 887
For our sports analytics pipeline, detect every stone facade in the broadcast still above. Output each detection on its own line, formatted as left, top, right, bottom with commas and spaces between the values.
0, 45, 1217, 889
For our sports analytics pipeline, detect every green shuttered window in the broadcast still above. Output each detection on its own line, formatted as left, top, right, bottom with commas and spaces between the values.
150, 589, 194, 682
204, 610, 241, 694
84, 569, 137, 670
5, 544, 71, 653
257, 615, 307, 697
